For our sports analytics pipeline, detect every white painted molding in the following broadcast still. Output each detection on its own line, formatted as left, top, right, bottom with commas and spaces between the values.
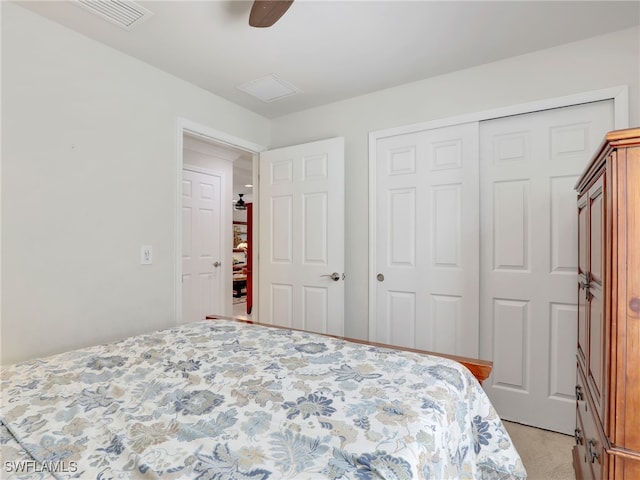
369, 85, 629, 141
178, 118, 267, 154
183, 163, 225, 177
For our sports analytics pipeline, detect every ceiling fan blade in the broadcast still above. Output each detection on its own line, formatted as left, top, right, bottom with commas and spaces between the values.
249, 0, 293, 28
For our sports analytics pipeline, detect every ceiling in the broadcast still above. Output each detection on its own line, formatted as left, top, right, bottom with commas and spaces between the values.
15, 0, 640, 120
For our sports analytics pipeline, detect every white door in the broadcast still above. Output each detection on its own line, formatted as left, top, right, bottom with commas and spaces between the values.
182, 168, 224, 322
372, 123, 480, 357
479, 100, 614, 434
259, 137, 345, 335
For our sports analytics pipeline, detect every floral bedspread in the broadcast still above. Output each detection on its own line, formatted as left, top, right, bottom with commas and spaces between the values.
1, 319, 526, 479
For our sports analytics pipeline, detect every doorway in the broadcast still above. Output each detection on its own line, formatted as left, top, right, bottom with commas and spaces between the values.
176, 119, 263, 323
232, 214, 252, 318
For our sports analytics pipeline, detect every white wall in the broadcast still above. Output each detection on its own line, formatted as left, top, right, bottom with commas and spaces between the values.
233, 209, 248, 223
1, 3, 270, 364
3, 1, 638, 363
269, 27, 640, 340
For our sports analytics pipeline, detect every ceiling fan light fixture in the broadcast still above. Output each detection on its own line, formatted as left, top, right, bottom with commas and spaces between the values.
234, 193, 247, 211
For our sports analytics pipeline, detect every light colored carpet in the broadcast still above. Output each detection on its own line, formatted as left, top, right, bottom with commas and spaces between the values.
503, 421, 575, 479
232, 296, 246, 305
231, 300, 252, 320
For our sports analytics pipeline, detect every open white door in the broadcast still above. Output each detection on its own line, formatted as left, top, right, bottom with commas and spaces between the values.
259, 137, 345, 336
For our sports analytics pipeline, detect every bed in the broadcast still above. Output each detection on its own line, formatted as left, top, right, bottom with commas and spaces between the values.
1, 318, 526, 479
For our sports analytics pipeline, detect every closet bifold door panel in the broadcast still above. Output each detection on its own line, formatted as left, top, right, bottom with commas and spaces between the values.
373, 122, 480, 357
479, 100, 614, 435
573, 127, 640, 480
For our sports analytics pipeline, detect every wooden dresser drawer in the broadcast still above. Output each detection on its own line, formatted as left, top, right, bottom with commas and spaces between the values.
578, 403, 607, 479
576, 367, 608, 480
574, 408, 593, 480
574, 366, 594, 480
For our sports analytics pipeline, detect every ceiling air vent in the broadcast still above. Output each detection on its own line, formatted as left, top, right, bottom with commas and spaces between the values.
73, 0, 154, 31
237, 74, 300, 103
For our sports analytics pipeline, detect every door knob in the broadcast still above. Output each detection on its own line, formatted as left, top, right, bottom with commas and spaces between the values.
212, 261, 221, 267
321, 272, 341, 282
377, 273, 384, 282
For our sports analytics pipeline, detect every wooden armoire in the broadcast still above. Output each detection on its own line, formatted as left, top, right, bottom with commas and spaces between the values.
573, 128, 640, 480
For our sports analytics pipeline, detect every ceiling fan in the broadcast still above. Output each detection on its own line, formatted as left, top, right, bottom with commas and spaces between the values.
234, 193, 247, 211
249, 0, 294, 27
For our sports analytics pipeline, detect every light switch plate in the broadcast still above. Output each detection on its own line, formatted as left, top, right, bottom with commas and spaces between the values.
141, 246, 152, 265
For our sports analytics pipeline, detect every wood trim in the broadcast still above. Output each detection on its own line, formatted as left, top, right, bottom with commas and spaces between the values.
607, 448, 640, 463
620, 145, 640, 452
605, 127, 640, 146
573, 446, 587, 480
246, 203, 253, 314
575, 128, 640, 192
608, 149, 619, 443
205, 315, 493, 384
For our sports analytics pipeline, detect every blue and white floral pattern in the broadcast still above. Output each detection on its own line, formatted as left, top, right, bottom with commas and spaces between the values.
1, 320, 526, 479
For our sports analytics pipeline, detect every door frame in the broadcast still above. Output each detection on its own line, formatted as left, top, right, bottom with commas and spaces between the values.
175, 118, 266, 323
368, 85, 629, 342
